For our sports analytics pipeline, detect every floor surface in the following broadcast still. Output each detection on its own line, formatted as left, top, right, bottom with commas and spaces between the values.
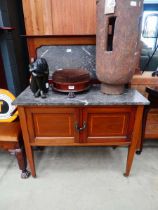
0, 142, 158, 210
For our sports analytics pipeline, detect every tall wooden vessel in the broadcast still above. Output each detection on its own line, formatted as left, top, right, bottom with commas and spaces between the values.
96, 0, 143, 94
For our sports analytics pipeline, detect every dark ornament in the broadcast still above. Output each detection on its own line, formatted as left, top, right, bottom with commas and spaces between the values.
52, 68, 91, 98
29, 58, 49, 98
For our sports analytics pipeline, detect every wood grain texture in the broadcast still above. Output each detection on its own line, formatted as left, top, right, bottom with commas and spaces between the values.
17, 105, 142, 177
29, 141, 130, 147
131, 72, 158, 96
146, 109, 158, 138
22, 0, 33, 34
22, 0, 96, 35
0, 141, 18, 150
0, 122, 21, 142
124, 106, 144, 176
26, 36, 96, 60
43, 0, 53, 34
130, 72, 158, 139
82, 107, 136, 143
18, 105, 142, 176
131, 72, 158, 86
26, 107, 80, 144
18, 107, 36, 177
0, 121, 29, 177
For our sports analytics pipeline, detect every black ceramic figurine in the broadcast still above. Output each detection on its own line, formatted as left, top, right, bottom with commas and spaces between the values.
29, 58, 49, 98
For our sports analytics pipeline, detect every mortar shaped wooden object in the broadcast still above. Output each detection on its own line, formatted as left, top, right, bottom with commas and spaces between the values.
96, 0, 143, 94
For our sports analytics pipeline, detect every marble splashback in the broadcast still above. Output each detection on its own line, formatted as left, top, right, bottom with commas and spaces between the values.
37, 45, 96, 78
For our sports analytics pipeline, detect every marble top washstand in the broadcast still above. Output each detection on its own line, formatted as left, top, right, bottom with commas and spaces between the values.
13, 85, 149, 106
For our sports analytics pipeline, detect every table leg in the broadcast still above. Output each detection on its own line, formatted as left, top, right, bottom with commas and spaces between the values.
136, 107, 149, 154
25, 146, 36, 177
124, 106, 144, 177
14, 148, 31, 178
18, 107, 36, 177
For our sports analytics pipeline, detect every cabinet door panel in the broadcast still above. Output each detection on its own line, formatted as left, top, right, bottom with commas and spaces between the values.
26, 107, 79, 145
22, 0, 96, 35
82, 107, 136, 143
88, 114, 128, 136
34, 113, 73, 137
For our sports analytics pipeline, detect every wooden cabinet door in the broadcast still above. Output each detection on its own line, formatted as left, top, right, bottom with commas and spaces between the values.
82, 107, 136, 144
22, 0, 96, 35
25, 107, 79, 145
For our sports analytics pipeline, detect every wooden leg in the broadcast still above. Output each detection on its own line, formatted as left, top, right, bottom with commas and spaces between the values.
16, 144, 36, 177
136, 107, 149, 154
15, 148, 31, 178
135, 128, 142, 154
18, 107, 36, 177
124, 146, 136, 177
26, 146, 36, 177
8, 148, 30, 178
124, 106, 144, 177
15, 145, 36, 177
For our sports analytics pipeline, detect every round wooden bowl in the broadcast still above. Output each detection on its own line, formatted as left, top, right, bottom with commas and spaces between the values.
52, 69, 91, 93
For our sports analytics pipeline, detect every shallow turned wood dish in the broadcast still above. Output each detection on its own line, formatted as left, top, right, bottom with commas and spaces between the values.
52, 68, 91, 97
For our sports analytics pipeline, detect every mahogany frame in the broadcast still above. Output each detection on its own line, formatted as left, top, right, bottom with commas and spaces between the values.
24, 35, 96, 61
18, 105, 144, 177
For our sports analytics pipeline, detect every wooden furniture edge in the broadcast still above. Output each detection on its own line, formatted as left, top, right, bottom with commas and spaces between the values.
18, 107, 36, 177
131, 72, 158, 85
25, 35, 96, 60
124, 105, 144, 176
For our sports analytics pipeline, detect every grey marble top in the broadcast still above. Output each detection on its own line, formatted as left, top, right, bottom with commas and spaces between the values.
13, 85, 149, 106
